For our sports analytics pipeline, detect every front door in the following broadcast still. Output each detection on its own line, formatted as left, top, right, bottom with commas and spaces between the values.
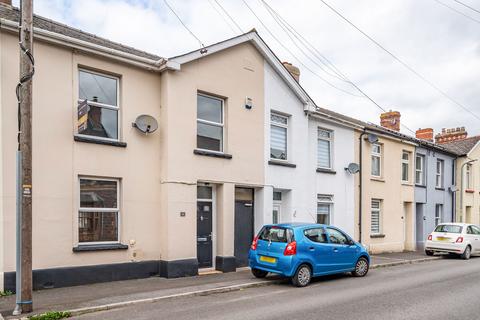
197, 201, 213, 268
416, 203, 424, 249
234, 188, 254, 267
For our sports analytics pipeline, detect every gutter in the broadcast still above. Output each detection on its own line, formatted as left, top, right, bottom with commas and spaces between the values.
305, 108, 364, 130
0, 18, 166, 71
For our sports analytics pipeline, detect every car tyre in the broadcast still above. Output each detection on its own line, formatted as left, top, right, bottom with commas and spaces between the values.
425, 250, 434, 256
292, 264, 312, 287
251, 268, 268, 278
352, 257, 369, 277
461, 246, 471, 260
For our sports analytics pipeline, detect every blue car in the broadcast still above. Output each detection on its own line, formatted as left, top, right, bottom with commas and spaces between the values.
249, 223, 370, 287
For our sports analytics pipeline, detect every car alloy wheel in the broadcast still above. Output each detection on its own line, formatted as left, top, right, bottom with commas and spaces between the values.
462, 246, 471, 260
353, 257, 369, 277
293, 265, 312, 287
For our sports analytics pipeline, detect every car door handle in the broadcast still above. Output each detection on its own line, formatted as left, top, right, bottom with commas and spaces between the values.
333, 248, 339, 252
309, 247, 315, 251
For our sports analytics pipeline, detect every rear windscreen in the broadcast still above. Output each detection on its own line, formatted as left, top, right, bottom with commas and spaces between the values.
258, 227, 294, 243
434, 225, 463, 233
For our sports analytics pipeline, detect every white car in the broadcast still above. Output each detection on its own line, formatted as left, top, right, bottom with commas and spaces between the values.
425, 223, 480, 260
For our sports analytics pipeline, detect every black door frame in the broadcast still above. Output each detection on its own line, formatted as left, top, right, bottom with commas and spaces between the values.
234, 187, 255, 267
197, 184, 216, 269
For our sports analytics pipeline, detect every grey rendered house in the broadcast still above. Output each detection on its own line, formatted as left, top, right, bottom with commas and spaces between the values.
413, 139, 457, 249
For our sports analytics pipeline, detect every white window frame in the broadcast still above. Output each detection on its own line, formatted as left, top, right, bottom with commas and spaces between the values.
436, 159, 444, 188
270, 112, 289, 161
317, 128, 333, 169
371, 143, 382, 177
435, 204, 443, 226
466, 164, 472, 189
371, 199, 382, 235
415, 154, 425, 185
196, 93, 225, 153
401, 151, 410, 183
77, 69, 120, 142
317, 194, 333, 225
78, 177, 120, 245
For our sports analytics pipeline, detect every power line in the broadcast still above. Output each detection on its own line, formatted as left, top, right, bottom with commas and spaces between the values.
434, 0, 480, 24
213, 0, 244, 33
163, 0, 205, 48
241, 0, 362, 97
453, 0, 480, 14
319, 0, 480, 122
261, 0, 417, 134
207, 0, 239, 35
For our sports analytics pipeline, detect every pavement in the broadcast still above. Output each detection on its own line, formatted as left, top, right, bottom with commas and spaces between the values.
0, 251, 440, 319
75, 256, 480, 320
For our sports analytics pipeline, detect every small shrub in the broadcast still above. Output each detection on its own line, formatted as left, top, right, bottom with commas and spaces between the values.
29, 311, 71, 320
0, 290, 13, 297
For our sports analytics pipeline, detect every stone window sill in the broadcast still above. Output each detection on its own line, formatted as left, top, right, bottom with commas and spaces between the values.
415, 184, 427, 188
193, 149, 232, 159
268, 160, 297, 168
370, 234, 386, 239
316, 168, 336, 174
74, 135, 127, 148
370, 177, 385, 183
465, 189, 475, 194
435, 187, 445, 191
73, 243, 128, 252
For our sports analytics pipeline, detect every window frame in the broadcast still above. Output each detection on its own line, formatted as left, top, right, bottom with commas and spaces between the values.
401, 151, 410, 183
371, 143, 382, 178
317, 194, 333, 225
196, 93, 225, 153
371, 199, 382, 235
436, 159, 444, 188
77, 68, 121, 142
466, 164, 473, 189
78, 177, 121, 245
270, 112, 289, 161
317, 127, 333, 169
415, 154, 425, 185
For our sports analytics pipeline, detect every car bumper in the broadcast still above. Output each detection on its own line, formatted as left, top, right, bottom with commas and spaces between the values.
248, 251, 296, 277
425, 241, 465, 254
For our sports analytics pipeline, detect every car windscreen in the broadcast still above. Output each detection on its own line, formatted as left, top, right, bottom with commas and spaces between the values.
258, 227, 294, 243
434, 225, 463, 233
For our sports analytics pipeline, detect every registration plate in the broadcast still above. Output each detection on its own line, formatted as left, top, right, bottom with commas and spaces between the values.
436, 236, 450, 242
259, 256, 276, 263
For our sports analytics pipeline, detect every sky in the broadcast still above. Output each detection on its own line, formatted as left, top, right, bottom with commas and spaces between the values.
13, 0, 480, 136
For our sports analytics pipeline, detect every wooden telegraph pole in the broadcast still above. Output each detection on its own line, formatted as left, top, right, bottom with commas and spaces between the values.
13, 0, 34, 315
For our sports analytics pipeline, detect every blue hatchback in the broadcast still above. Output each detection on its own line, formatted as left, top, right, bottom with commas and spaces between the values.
249, 223, 370, 287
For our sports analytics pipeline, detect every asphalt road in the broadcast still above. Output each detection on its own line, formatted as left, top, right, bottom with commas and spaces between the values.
75, 257, 480, 320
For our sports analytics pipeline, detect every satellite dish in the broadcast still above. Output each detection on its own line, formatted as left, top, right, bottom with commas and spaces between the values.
132, 115, 158, 134
345, 163, 360, 174
367, 133, 379, 144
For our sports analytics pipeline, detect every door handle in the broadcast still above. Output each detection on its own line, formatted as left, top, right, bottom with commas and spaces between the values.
333, 248, 339, 252
309, 247, 315, 251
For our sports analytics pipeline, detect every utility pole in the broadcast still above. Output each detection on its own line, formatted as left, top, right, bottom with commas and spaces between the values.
13, 0, 34, 315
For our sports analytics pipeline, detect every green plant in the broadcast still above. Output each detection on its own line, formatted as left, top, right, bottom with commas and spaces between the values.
0, 290, 13, 297
29, 311, 71, 320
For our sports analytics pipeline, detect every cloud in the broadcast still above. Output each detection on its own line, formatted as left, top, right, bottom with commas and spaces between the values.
17, 0, 480, 136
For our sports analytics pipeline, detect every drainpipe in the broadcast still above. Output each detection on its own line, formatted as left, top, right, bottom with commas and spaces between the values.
358, 130, 367, 243
460, 159, 477, 222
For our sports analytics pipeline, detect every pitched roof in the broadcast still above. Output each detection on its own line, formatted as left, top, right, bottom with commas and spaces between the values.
441, 136, 480, 156
0, 3, 162, 61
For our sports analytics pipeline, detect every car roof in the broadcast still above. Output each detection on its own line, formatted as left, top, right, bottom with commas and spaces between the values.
266, 222, 330, 229
437, 222, 473, 227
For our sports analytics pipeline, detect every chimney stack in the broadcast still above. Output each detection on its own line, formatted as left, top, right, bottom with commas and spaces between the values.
380, 110, 401, 131
435, 127, 467, 144
416, 128, 434, 142
282, 62, 300, 82
0, 0, 12, 5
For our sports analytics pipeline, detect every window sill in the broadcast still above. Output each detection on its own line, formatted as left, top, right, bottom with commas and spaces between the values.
268, 160, 297, 168
316, 168, 336, 174
193, 149, 232, 159
74, 135, 127, 148
370, 177, 385, 183
465, 189, 475, 194
402, 182, 414, 186
435, 187, 445, 191
73, 243, 128, 252
370, 234, 385, 239
415, 184, 427, 188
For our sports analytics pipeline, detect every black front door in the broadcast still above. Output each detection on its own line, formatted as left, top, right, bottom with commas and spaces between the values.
234, 188, 254, 267
197, 201, 213, 268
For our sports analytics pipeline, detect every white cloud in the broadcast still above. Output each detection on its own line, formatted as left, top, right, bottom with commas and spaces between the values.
19, 0, 480, 136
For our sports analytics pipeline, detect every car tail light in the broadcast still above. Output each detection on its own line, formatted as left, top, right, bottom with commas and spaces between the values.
284, 241, 297, 256
251, 236, 259, 250
427, 235, 432, 241
456, 237, 464, 243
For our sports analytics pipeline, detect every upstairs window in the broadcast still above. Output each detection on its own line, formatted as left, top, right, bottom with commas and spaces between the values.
197, 94, 224, 152
78, 70, 119, 140
317, 128, 333, 169
436, 159, 444, 188
270, 113, 288, 160
401, 151, 410, 183
371, 143, 382, 177
415, 155, 425, 185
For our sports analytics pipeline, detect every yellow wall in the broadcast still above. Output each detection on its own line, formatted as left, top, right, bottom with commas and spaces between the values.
355, 131, 415, 253
456, 145, 480, 224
